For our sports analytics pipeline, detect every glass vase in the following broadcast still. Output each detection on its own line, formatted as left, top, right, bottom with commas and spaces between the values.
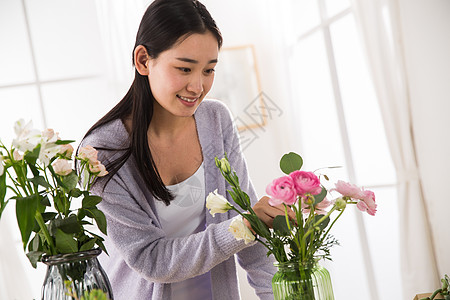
272, 261, 334, 300
41, 248, 113, 300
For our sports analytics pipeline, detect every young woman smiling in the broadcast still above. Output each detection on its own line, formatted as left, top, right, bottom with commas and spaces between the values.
80, 0, 288, 299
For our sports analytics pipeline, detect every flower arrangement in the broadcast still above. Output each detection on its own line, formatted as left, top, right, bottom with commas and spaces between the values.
206, 152, 377, 266
0, 119, 108, 267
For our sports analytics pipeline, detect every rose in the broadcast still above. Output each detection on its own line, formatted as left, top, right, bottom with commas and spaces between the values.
88, 161, 108, 177
78, 145, 99, 165
357, 190, 377, 216
52, 159, 73, 176
228, 215, 255, 244
206, 189, 232, 216
290, 170, 322, 196
334, 180, 365, 200
58, 144, 74, 158
266, 175, 297, 206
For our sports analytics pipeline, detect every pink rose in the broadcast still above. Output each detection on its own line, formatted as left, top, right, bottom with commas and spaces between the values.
357, 190, 377, 216
266, 175, 297, 206
58, 144, 74, 158
79, 145, 99, 165
334, 180, 365, 199
52, 159, 73, 176
89, 161, 108, 177
290, 171, 322, 196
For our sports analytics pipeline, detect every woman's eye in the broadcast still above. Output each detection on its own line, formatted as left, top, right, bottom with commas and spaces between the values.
204, 68, 215, 75
177, 67, 191, 73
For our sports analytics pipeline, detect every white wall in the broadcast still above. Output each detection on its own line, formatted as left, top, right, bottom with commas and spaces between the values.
398, 0, 450, 278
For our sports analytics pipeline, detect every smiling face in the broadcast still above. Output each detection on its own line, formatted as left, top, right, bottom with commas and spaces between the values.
146, 31, 219, 118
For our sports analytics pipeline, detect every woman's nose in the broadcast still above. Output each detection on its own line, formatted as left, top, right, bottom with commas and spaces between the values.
187, 74, 203, 95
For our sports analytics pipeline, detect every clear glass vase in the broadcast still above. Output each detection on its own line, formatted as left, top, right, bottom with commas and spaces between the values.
272, 261, 334, 300
41, 248, 113, 300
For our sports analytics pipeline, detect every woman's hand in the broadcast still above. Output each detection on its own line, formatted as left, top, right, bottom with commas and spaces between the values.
244, 196, 296, 230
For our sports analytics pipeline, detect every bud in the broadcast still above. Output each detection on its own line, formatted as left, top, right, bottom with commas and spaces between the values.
220, 157, 231, 174
335, 198, 347, 210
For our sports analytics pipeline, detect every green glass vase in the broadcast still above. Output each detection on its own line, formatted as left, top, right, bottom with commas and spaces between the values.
272, 261, 334, 300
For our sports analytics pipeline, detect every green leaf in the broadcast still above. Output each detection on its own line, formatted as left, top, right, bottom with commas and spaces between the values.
16, 194, 39, 249
95, 239, 108, 255
26, 251, 45, 268
273, 215, 293, 236
40, 195, 51, 207
55, 229, 78, 253
85, 208, 107, 235
54, 215, 82, 234
79, 238, 97, 252
42, 212, 57, 222
314, 215, 330, 231
55, 140, 75, 145
24, 145, 40, 166
280, 152, 303, 174
61, 172, 78, 191
69, 188, 83, 198
28, 176, 51, 189
313, 187, 327, 205
82, 195, 102, 208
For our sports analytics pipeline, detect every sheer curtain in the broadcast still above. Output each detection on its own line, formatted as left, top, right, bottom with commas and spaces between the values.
350, 0, 439, 297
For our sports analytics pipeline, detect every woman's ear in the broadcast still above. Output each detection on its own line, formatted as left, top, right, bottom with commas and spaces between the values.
134, 45, 150, 76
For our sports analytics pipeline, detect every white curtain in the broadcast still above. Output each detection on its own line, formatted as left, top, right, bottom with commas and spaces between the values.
350, 0, 439, 298
94, 0, 150, 99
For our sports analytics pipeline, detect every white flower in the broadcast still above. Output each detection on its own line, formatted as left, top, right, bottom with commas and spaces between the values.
89, 161, 108, 177
219, 158, 231, 173
58, 144, 74, 158
12, 119, 41, 153
13, 150, 23, 161
38, 128, 62, 166
78, 145, 99, 165
228, 216, 255, 244
52, 159, 73, 176
206, 189, 232, 216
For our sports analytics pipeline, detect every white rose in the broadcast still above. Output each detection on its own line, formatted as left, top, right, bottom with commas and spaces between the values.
206, 189, 232, 216
228, 216, 255, 244
58, 144, 74, 158
78, 145, 99, 165
89, 161, 108, 177
52, 159, 73, 176
12, 119, 41, 152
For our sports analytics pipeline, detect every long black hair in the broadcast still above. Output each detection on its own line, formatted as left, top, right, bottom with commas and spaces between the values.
82, 0, 222, 205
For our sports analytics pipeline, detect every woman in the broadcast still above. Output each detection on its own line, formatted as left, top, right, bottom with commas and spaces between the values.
81, 0, 288, 299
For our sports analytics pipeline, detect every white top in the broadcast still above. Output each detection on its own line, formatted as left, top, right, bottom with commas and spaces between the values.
154, 163, 212, 299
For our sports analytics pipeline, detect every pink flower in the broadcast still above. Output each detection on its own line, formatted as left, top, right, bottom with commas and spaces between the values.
266, 175, 297, 206
334, 180, 365, 199
52, 159, 73, 176
357, 190, 377, 216
290, 171, 322, 196
79, 145, 99, 165
58, 144, 74, 158
302, 197, 333, 215
89, 161, 108, 177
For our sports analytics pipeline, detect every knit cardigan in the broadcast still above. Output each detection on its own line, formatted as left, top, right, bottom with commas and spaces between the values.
81, 99, 276, 299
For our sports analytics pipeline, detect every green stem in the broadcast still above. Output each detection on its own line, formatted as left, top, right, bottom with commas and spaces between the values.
302, 206, 338, 246
318, 206, 346, 248
35, 210, 55, 255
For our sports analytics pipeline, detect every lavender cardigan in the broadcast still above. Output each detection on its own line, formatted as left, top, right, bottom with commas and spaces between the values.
82, 99, 276, 299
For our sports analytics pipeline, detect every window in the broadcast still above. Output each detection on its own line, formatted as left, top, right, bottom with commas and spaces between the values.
283, 0, 401, 298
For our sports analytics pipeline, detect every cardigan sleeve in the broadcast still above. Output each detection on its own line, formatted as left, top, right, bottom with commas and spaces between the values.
219, 104, 277, 299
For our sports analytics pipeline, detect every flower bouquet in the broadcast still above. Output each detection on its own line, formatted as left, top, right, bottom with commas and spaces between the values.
206, 152, 377, 300
0, 119, 112, 299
